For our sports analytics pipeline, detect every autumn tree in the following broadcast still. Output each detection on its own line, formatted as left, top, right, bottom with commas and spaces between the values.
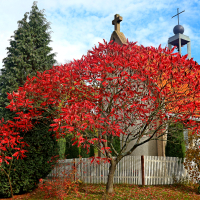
1, 39, 200, 196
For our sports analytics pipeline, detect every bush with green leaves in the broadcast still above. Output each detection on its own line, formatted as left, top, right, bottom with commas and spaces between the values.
0, 118, 60, 198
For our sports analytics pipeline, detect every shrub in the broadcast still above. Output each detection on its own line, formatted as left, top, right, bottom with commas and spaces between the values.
0, 118, 60, 198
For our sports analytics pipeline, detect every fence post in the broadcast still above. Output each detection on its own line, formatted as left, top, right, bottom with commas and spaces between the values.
141, 155, 145, 186
73, 158, 76, 182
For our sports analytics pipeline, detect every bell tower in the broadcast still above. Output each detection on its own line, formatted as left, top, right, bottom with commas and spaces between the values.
168, 8, 191, 60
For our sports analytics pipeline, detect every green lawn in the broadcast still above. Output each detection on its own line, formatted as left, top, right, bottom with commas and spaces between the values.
3, 175, 200, 200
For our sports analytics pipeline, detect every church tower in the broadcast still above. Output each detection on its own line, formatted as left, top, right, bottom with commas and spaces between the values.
168, 8, 191, 60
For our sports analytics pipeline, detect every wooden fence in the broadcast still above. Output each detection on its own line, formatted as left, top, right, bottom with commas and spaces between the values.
46, 155, 199, 185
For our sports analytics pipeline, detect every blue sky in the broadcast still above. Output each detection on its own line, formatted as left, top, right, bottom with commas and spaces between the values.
0, 0, 200, 78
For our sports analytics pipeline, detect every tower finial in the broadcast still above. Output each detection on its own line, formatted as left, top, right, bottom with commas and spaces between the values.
172, 8, 185, 25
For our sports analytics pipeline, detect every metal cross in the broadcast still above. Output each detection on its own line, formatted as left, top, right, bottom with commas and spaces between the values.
172, 8, 185, 25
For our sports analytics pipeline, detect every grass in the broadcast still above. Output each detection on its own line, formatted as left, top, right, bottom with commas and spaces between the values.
1, 181, 200, 200
1, 170, 200, 200
1, 158, 200, 200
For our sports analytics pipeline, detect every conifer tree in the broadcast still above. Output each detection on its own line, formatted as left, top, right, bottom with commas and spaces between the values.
0, 1, 58, 122
0, 1, 60, 197
165, 122, 187, 164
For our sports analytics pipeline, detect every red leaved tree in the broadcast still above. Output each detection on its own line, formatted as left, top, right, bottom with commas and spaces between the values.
1, 39, 200, 195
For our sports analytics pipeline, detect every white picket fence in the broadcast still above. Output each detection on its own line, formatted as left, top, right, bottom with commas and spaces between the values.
46, 155, 200, 185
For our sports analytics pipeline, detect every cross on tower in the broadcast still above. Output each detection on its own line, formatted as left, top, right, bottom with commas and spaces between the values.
112, 14, 123, 32
172, 8, 185, 25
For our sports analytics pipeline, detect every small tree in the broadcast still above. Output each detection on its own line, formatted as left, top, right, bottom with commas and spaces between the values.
1, 39, 200, 196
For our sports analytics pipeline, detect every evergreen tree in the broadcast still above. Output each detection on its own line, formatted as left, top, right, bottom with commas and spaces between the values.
0, 1, 58, 122
165, 121, 187, 164
64, 129, 96, 159
0, 1, 60, 197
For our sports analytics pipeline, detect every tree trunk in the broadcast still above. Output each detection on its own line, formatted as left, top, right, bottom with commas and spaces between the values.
106, 159, 117, 194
